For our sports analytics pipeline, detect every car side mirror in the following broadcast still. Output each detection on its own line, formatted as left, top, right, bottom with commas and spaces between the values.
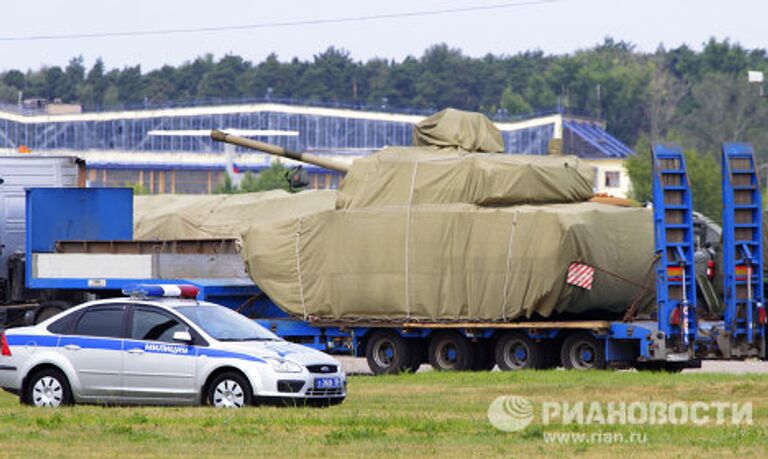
172, 331, 193, 343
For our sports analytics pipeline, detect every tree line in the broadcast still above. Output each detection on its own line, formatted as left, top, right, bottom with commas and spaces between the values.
2, 37, 767, 218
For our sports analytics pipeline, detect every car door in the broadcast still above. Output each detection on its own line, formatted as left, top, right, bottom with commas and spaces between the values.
122, 305, 197, 402
59, 304, 126, 400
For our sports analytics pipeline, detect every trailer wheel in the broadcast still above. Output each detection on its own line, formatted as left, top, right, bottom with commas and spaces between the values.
561, 332, 605, 370
495, 332, 543, 370
365, 330, 412, 375
34, 306, 63, 324
428, 331, 474, 371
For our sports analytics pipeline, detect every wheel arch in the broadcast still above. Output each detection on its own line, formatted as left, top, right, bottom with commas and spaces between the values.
21, 354, 79, 396
200, 365, 256, 404
21, 362, 72, 403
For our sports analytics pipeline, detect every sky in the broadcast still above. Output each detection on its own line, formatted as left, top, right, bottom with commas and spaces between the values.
0, 0, 765, 72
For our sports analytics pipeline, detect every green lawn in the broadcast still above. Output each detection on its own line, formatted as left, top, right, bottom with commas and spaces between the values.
0, 370, 766, 458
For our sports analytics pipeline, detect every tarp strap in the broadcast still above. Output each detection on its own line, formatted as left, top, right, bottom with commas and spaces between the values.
501, 211, 520, 320
295, 216, 308, 320
622, 255, 660, 321
404, 160, 420, 319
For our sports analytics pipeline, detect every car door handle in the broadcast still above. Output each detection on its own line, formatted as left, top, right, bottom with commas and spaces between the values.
63, 344, 81, 351
128, 348, 145, 355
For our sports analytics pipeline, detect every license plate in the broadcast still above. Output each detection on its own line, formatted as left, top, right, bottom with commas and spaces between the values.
314, 377, 341, 389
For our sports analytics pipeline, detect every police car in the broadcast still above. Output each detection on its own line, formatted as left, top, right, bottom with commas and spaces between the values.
0, 285, 346, 408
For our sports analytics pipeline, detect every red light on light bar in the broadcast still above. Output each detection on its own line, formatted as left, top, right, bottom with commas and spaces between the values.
178, 285, 200, 298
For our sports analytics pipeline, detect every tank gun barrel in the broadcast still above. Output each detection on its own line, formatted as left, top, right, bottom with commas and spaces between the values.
210, 130, 350, 174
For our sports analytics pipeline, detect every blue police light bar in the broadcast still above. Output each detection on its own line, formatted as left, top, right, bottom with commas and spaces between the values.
122, 284, 200, 298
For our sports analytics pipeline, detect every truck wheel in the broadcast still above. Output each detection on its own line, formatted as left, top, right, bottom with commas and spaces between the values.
561, 332, 606, 370
472, 341, 496, 371
495, 331, 543, 370
33, 301, 71, 325
365, 330, 412, 375
428, 331, 474, 371
35, 306, 63, 324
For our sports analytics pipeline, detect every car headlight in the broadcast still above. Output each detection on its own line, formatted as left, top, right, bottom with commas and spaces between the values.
265, 357, 303, 373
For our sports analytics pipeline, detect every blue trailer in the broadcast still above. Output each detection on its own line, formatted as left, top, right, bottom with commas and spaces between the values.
13, 143, 768, 374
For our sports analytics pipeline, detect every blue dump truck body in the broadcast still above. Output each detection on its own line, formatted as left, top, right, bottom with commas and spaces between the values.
14, 143, 768, 374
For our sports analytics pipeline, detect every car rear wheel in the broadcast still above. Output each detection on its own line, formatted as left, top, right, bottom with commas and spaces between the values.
23, 368, 73, 407
207, 372, 253, 408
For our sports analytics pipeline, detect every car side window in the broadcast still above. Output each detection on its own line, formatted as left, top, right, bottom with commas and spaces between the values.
74, 307, 125, 338
47, 311, 78, 335
131, 308, 186, 343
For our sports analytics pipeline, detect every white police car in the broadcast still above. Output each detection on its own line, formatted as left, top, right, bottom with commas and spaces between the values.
0, 285, 345, 408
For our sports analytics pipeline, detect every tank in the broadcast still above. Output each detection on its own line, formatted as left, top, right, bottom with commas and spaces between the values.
211, 109, 656, 323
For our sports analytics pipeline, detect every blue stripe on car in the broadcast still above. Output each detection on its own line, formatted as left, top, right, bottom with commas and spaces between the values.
7, 334, 266, 364
198, 348, 265, 363
60, 336, 124, 350
5, 335, 59, 347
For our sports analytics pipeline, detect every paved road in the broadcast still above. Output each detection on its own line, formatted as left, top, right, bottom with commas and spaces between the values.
335, 356, 768, 376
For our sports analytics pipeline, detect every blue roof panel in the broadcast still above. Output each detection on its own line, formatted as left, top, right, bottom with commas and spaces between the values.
563, 120, 635, 158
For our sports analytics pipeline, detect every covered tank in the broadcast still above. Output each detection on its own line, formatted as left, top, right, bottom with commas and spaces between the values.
215, 108, 656, 322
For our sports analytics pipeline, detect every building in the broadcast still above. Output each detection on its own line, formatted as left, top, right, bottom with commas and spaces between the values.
0, 101, 634, 196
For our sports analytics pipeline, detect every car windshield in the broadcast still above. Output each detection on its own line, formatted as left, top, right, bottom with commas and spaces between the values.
175, 305, 280, 342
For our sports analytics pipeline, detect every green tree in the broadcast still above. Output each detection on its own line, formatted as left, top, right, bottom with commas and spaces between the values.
197, 55, 249, 99
214, 175, 237, 194
62, 56, 85, 102
0, 81, 18, 104
82, 58, 109, 108
116, 65, 143, 106
2, 70, 24, 91
499, 87, 532, 116
681, 73, 768, 160
240, 163, 291, 192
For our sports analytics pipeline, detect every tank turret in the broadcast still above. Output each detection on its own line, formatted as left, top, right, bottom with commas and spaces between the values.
210, 130, 350, 174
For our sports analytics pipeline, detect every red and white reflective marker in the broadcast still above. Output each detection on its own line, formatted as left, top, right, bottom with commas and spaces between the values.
566, 262, 596, 290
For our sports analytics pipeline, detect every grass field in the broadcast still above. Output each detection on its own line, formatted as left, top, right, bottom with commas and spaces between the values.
0, 370, 766, 458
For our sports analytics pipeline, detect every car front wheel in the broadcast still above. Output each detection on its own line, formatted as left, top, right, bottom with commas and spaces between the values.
206, 371, 253, 408
23, 368, 73, 407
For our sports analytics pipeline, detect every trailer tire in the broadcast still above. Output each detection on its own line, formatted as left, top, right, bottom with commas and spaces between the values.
428, 331, 475, 371
561, 332, 605, 370
495, 332, 544, 370
34, 306, 63, 325
365, 330, 412, 375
